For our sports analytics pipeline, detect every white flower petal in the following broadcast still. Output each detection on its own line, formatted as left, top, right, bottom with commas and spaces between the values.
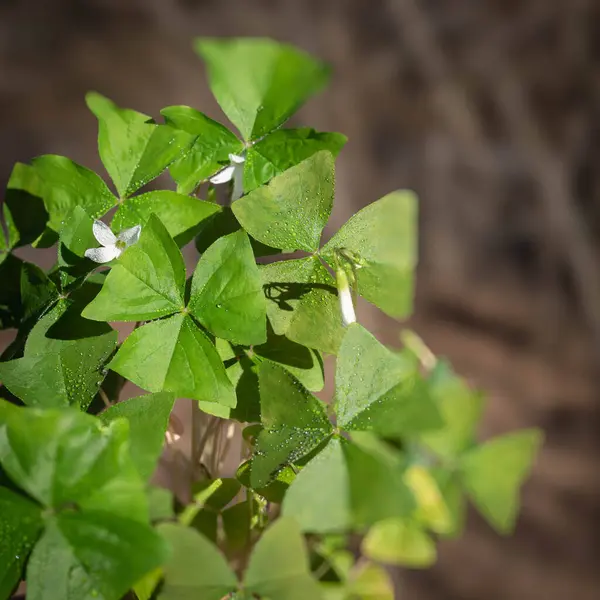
118, 224, 142, 247
92, 220, 117, 247
210, 165, 235, 184
229, 153, 245, 165
339, 286, 357, 327
85, 245, 121, 263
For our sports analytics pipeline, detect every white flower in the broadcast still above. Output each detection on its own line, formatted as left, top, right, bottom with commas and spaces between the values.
336, 268, 357, 327
210, 153, 245, 201
84, 220, 141, 263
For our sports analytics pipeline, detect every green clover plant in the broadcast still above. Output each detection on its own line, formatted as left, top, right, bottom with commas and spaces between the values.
0, 37, 541, 600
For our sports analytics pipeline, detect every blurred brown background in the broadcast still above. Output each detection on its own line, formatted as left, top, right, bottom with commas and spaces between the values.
1, 1, 600, 599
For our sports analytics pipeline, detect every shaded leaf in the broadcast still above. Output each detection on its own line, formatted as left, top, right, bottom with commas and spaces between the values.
0, 487, 43, 600
3, 162, 48, 248
261, 257, 344, 355
0, 299, 116, 410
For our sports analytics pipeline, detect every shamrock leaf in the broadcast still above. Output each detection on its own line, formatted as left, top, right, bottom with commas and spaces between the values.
0, 401, 149, 519
243, 517, 323, 599
244, 127, 347, 193
251, 362, 333, 488
2, 162, 48, 249
83, 214, 186, 321
157, 522, 237, 600
26, 511, 168, 600
161, 105, 244, 194
0, 487, 44, 599
0, 297, 117, 410
32, 155, 117, 233
321, 191, 417, 320
189, 230, 266, 346
99, 392, 175, 480
108, 314, 235, 407
261, 256, 344, 355
158, 517, 320, 600
196, 37, 329, 141
86, 92, 195, 198
335, 324, 442, 437
459, 429, 542, 533
232, 151, 334, 252
282, 436, 414, 533
112, 190, 220, 246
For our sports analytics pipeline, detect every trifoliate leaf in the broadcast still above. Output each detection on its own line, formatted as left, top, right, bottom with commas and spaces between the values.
232, 151, 334, 252
242, 517, 322, 599
99, 392, 175, 480
161, 105, 244, 194
32, 155, 116, 232
83, 214, 186, 321
335, 324, 441, 436
0, 299, 117, 410
189, 230, 266, 345
282, 436, 414, 533
0, 401, 147, 520
3, 162, 48, 249
86, 92, 196, 198
109, 314, 235, 408
244, 127, 347, 192
321, 191, 417, 319
460, 429, 542, 533
261, 256, 344, 355
112, 190, 220, 246
0, 487, 43, 600
157, 523, 237, 600
26, 511, 168, 600
251, 362, 332, 488
196, 37, 329, 141
362, 519, 436, 567
418, 360, 485, 459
